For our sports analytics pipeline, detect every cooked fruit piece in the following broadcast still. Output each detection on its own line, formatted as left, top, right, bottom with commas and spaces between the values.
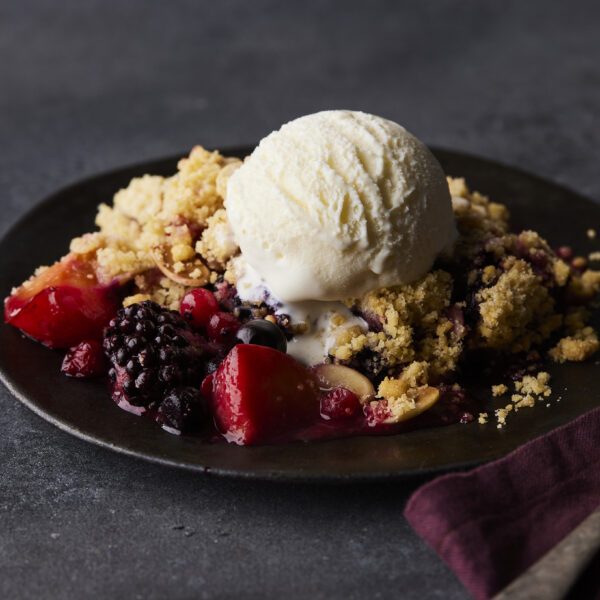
235, 319, 287, 352
4, 254, 122, 348
311, 364, 375, 402
366, 386, 440, 426
210, 344, 320, 445
61, 340, 108, 378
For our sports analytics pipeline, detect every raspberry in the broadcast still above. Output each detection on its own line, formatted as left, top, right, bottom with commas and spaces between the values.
320, 387, 361, 420
61, 340, 107, 378
180, 288, 220, 329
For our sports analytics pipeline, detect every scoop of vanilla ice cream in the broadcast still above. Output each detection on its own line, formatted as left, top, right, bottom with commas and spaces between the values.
225, 110, 456, 302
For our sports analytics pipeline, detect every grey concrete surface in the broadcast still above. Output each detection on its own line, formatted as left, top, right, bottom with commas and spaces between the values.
1, 1, 599, 598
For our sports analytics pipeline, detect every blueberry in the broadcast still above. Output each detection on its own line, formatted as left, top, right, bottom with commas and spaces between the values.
235, 319, 287, 353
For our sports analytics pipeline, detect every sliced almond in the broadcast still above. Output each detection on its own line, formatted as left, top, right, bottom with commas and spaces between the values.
394, 386, 440, 422
312, 364, 375, 402
151, 247, 210, 287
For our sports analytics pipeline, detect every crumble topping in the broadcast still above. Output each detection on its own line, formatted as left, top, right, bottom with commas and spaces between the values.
476, 256, 557, 351
491, 384, 508, 397
321, 177, 599, 423
549, 327, 599, 362
332, 269, 461, 380
195, 208, 239, 270
35, 151, 600, 429
68, 146, 242, 308
493, 372, 552, 428
367, 361, 435, 424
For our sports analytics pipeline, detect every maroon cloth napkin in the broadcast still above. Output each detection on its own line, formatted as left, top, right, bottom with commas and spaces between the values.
404, 407, 600, 600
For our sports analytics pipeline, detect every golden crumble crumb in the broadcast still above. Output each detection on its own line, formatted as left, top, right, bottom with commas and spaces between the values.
589, 251, 600, 262
476, 257, 556, 350
123, 293, 151, 307
161, 146, 227, 224
552, 259, 571, 286
481, 265, 497, 285
488, 202, 510, 222
492, 372, 552, 427
70, 232, 105, 255
369, 362, 434, 424
550, 327, 599, 362
172, 261, 185, 274
377, 362, 429, 399
447, 176, 469, 198
512, 394, 536, 410
587, 229, 597, 239
196, 208, 239, 270
171, 243, 196, 263
478, 412, 488, 424
569, 269, 600, 301
514, 371, 551, 397
572, 256, 588, 271
492, 384, 508, 396
495, 404, 513, 428
331, 313, 347, 327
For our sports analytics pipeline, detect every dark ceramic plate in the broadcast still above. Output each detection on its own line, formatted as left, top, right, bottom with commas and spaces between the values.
1, 146, 599, 482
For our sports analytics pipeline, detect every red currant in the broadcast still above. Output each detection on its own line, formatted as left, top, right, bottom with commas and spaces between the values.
206, 312, 241, 344
180, 288, 220, 329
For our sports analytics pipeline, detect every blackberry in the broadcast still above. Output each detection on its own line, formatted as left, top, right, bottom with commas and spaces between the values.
103, 301, 206, 413
157, 387, 205, 433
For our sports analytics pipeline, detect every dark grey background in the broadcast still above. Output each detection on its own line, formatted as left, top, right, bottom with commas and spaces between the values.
1, 1, 599, 598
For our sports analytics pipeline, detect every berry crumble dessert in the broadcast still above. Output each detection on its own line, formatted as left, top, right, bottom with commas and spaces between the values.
5, 110, 600, 445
